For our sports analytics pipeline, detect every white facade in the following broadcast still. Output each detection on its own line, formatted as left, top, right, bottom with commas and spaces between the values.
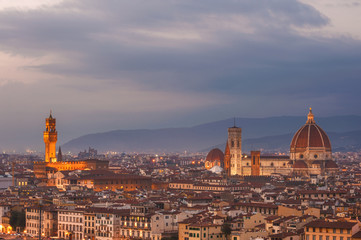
95, 211, 118, 240
58, 209, 84, 240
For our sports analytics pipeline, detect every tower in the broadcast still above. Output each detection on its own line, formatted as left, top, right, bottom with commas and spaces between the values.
224, 125, 242, 176
43, 111, 57, 163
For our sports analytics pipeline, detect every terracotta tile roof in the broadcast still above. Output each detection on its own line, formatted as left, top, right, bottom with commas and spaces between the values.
306, 220, 357, 229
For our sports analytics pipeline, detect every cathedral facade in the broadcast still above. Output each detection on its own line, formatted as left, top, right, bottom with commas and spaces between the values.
207, 109, 338, 177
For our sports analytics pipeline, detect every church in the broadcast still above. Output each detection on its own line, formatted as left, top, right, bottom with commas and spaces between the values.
204, 109, 338, 177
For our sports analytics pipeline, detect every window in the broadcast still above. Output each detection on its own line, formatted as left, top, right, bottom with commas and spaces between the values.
313, 235, 316, 240
319, 236, 323, 240
340, 229, 343, 234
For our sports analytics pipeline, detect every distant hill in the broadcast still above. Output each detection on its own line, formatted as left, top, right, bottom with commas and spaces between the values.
62, 115, 361, 153
206, 130, 361, 153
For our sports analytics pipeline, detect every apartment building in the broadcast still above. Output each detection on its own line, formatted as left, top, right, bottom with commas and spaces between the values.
58, 208, 84, 240
305, 220, 359, 240
25, 205, 57, 237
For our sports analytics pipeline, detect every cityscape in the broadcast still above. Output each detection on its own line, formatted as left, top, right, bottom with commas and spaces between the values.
1, 1, 361, 240
1, 110, 361, 240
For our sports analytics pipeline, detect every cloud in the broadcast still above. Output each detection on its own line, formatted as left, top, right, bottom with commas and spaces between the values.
0, 0, 360, 151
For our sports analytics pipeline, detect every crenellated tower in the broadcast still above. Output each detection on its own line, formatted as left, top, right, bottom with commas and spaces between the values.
44, 111, 57, 163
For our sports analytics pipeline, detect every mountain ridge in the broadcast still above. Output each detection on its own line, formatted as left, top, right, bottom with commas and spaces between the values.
62, 115, 361, 153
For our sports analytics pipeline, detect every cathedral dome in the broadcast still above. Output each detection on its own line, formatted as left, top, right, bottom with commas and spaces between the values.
206, 148, 224, 162
290, 108, 331, 154
205, 148, 224, 170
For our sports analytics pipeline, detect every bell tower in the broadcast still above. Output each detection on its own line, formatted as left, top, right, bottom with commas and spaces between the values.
225, 121, 242, 176
44, 111, 57, 163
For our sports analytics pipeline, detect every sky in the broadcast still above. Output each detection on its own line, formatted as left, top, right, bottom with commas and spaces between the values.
0, 0, 361, 152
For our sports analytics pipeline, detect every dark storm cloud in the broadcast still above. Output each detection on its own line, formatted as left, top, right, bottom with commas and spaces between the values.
0, 0, 361, 151
0, 0, 359, 98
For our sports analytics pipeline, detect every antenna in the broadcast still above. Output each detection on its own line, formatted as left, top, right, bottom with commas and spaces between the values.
234, 117, 236, 127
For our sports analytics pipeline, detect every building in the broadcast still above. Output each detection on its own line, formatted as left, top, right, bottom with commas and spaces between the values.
224, 126, 242, 176
25, 205, 58, 237
34, 113, 109, 179
205, 148, 224, 170
58, 208, 84, 240
118, 204, 153, 239
84, 210, 96, 240
207, 109, 337, 177
0, 204, 11, 233
290, 108, 338, 176
44, 112, 57, 163
305, 220, 359, 240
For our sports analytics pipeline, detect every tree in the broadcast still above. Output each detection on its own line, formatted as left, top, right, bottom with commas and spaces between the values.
221, 222, 232, 239
10, 210, 25, 231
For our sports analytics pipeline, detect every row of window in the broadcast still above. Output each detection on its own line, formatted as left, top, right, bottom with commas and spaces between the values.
95, 220, 112, 225
306, 235, 351, 240
59, 231, 83, 240
59, 215, 83, 223
59, 223, 83, 232
84, 221, 95, 227
307, 228, 351, 234
84, 216, 95, 220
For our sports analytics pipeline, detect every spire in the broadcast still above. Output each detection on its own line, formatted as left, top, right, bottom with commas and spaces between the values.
306, 107, 315, 124
49, 110, 53, 119
58, 146, 63, 162
234, 117, 236, 127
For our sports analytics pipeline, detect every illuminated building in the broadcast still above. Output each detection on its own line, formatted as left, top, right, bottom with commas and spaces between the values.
207, 108, 337, 177
289, 108, 338, 176
34, 112, 109, 179
204, 148, 224, 170
44, 111, 57, 163
224, 125, 242, 176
